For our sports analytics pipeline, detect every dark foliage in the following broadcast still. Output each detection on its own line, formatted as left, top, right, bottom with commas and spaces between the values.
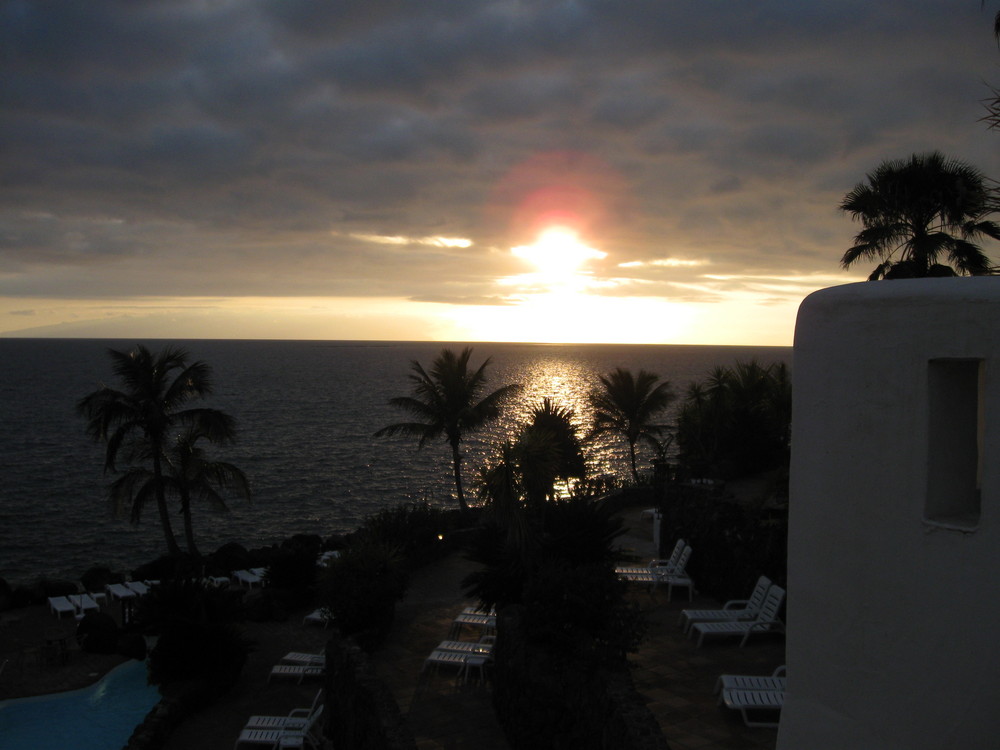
317, 541, 409, 651
148, 621, 253, 688
658, 485, 787, 601
521, 561, 645, 667
132, 577, 244, 632
675, 360, 791, 481
263, 550, 318, 605
354, 502, 465, 566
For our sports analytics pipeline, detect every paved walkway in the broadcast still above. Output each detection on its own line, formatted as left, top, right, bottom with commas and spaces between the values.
1, 505, 784, 750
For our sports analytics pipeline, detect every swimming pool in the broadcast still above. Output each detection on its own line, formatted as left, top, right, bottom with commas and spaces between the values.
0, 659, 160, 750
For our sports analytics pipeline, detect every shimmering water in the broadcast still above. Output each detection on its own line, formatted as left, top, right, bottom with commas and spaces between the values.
0, 339, 791, 583
0, 659, 159, 750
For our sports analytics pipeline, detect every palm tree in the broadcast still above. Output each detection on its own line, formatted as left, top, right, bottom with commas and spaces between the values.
676, 360, 791, 479
588, 368, 676, 484
375, 347, 522, 513
78, 345, 235, 556
167, 426, 251, 557
839, 152, 1000, 280
528, 398, 587, 491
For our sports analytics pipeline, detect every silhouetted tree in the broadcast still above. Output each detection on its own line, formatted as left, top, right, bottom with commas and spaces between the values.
375, 347, 521, 513
588, 368, 675, 484
839, 152, 999, 280
78, 345, 238, 556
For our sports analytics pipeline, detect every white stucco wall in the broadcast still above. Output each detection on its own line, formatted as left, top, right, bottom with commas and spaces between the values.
778, 278, 1000, 750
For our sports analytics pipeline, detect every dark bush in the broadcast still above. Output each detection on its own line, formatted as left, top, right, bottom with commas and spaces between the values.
281, 533, 323, 557
132, 577, 244, 632
77, 612, 120, 654
318, 541, 408, 651
131, 553, 201, 582
81, 566, 121, 593
148, 621, 252, 688
117, 632, 148, 660
39, 579, 78, 597
356, 503, 466, 566
263, 550, 317, 606
521, 561, 645, 667
208, 542, 252, 574
658, 485, 787, 601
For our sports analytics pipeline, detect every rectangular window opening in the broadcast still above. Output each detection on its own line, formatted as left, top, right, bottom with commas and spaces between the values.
925, 359, 984, 531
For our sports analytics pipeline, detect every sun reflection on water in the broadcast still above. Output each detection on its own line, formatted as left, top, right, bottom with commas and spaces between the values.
471, 352, 635, 491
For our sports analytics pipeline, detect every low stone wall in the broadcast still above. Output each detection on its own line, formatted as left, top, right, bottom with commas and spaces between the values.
492, 607, 670, 750
323, 633, 417, 750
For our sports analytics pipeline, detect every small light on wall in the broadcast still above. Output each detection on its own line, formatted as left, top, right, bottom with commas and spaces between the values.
437, 534, 444, 541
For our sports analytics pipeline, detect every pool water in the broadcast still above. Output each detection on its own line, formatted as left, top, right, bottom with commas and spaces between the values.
0, 659, 160, 750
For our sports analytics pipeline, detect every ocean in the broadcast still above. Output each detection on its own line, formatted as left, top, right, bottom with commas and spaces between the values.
0, 339, 791, 584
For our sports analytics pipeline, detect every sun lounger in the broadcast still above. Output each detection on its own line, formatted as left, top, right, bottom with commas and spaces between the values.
420, 649, 470, 676
124, 581, 149, 596
47, 596, 76, 618
68, 593, 100, 618
234, 703, 324, 748
678, 575, 772, 633
616, 539, 687, 584
719, 687, 784, 727
648, 538, 688, 575
105, 583, 137, 601
714, 665, 786, 695
651, 545, 694, 600
267, 664, 324, 683
244, 693, 322, 731
232, 569, 265, 587
281, 650, 325, 667
302, 608, 334, 627
690, 584, 785, 647
447, 611, 496, 638
434, 638, 494, 655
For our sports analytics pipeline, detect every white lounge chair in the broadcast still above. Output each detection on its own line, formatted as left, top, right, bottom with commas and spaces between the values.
68, 593, 100, 618
234, 703, 324, 748
714, 665, 786, 695
233, 568, 266, 587
678, 575, 773, 633
719, 687, 784, 727
616, 539, 687, 584
302, 608, 334, 628
648, 538, 688, 575
106, 583, 137, 601
652, 545, 694, 601
243, 692, 322, 731
434, 638, 494, 655
267, 664, 324, 683
281, 650, 325, 667
47, 596, 76, 618
690, 584, 786, 647
124, 581, 149, 596
447, 611, 496, 638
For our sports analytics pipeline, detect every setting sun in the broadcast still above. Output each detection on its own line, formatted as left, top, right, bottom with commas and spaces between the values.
511, 227, 607, 283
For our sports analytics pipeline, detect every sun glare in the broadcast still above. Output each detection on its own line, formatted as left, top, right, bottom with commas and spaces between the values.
511, 227, 606, 283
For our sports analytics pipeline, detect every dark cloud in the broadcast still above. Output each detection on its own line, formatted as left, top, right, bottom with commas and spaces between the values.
0, 0, 996, 329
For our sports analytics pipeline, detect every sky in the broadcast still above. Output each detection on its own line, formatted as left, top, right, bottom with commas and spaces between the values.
2, 1, 998, 345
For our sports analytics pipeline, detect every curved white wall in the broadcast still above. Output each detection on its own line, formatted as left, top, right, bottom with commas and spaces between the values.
778, 278, 1000, 750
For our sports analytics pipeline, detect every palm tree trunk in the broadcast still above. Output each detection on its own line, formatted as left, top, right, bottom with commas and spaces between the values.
179, 491, 200, 557
152, 453, 181, 556
628, 440, 639, 485
451, 441, 469, 514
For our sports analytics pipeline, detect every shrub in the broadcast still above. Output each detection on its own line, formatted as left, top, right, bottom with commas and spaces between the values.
263, 550, 318, 606
317, 541, 409, 651
132, 577, 244, 632
355, 502, 463, 566
148, 621, 253, 688
521, 560, 645, 667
